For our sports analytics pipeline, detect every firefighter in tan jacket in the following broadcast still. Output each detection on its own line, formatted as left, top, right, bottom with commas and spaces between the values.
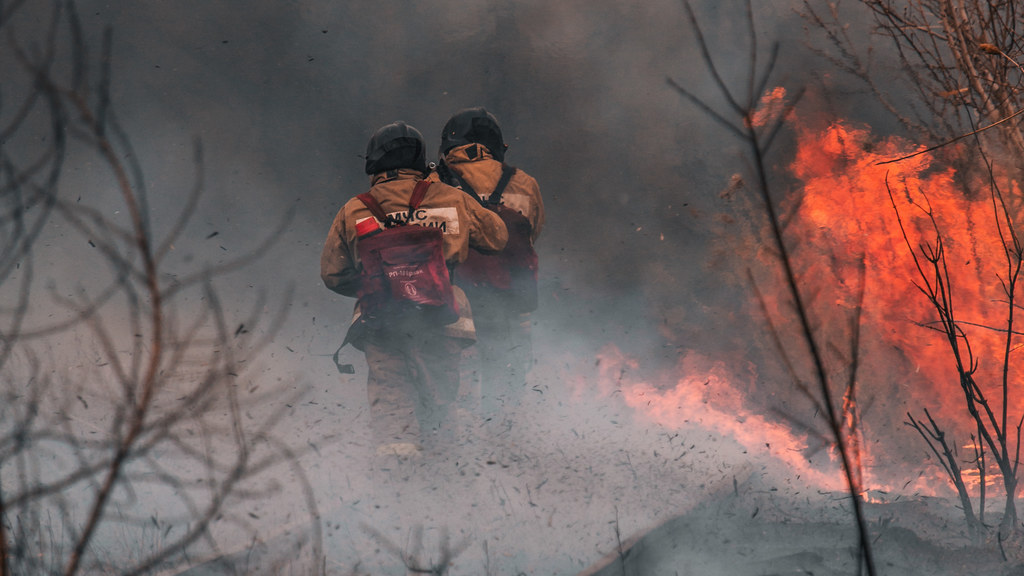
437, 107, 545, 418
321, 121, 507, 458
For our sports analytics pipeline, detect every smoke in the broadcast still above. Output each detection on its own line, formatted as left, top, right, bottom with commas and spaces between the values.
23, 0, 732, 364
5, 0, 941, 572
13, 0, 823, 330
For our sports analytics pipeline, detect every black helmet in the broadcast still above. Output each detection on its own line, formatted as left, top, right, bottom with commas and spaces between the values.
364, 121, 428, 175
439, 107, 506, 161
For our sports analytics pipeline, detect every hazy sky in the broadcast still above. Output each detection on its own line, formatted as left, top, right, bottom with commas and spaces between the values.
1, 0, 820, 366
5, 1, 927, 572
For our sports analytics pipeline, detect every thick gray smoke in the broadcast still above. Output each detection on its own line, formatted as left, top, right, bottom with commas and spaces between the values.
5, 1, 931, 574
80, 0, 815, 348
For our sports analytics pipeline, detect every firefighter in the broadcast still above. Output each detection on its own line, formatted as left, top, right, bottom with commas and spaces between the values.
321, 121, 508, 459
436, 107, 545, 419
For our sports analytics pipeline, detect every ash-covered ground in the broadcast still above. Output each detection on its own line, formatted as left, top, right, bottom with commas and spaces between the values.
161, 314, 1024, 576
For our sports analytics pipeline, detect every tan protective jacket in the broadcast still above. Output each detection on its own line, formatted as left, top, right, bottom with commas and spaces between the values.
442, 143, 544, 243
321, 169, 508, 344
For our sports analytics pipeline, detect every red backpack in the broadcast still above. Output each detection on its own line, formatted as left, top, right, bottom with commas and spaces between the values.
455, 165, 539, 313
354, 180, 458, 326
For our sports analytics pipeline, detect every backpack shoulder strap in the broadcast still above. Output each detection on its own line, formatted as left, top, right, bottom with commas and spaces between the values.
409, 180, 431, 210
357, 180, 432, 227
452, 173, 480, 202
356, 192, 388, 222
487, 164, 517, 204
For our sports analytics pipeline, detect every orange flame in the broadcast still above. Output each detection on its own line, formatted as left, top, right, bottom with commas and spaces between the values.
590, 345, 849, 492
591, 103, 1023, 499
748, 86, 788, 128
788, 117, 1024, 428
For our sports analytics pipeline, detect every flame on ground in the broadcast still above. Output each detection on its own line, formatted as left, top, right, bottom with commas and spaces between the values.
589, 345, 849, 493
591, 97, 1024, 501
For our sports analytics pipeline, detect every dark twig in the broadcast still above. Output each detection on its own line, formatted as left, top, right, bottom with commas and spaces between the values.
906, 409, 979, 538
672, 1, 877, 573
1, 2, 314, 574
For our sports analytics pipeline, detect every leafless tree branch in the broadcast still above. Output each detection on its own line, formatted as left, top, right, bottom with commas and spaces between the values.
672, 1, 877, 573
1, 2, 321, 574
